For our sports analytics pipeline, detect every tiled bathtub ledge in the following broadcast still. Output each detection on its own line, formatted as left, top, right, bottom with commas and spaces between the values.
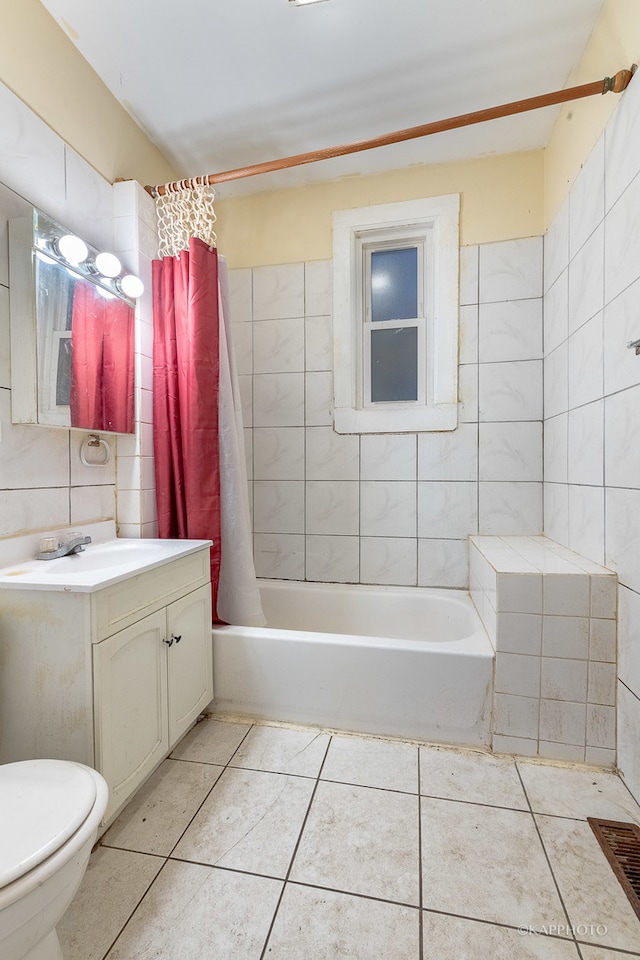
469, 535, 617, 766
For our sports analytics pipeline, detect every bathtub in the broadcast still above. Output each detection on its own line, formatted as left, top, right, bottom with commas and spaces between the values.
211, 579, 494, 747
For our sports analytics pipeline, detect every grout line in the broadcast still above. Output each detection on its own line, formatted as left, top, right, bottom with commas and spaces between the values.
96, 855, 169, 960
160, 721, 256, 860
281, 876, 421, 912
258, 732, 333, 960
513, 763, 581, 955
420, 907, 623, 950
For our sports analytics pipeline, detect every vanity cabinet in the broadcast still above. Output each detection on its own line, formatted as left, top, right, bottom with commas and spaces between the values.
0, 542, 212, 825
94, 583, 212, 822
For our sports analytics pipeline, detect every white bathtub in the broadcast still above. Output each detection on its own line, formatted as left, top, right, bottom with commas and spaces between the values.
212, 579, 494, 746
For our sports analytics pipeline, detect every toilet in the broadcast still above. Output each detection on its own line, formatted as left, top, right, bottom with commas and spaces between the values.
0, 759, 108, 960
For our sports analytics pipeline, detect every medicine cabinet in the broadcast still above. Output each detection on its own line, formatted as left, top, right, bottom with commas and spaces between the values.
9, 208, 143, 434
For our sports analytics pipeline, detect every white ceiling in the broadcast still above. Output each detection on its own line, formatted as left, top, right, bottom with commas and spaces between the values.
39, 0, 606, 197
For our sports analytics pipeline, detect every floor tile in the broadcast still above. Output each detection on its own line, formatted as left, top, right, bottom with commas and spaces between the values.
517, 762, 640, 822
104, 861, 282, 960
290, 780, 419, 905
579, 947, 640, 959
536, 814, 640, 954
172, 767, 314, 877
169, 717, 251, 764
265, 883, 419, 959
57, 847, 164, 960
63, 720, 640, 960
321, 734, 418, 793
422, 912, 582, 959
101, 759, 223, 855
229, 723, 330, 777
421, 797, 565, 928
420, 744, 528, 809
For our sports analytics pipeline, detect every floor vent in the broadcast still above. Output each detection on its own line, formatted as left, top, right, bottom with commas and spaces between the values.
588, 817, 640, 920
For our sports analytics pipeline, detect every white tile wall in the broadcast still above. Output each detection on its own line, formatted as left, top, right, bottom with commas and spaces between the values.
568, 485, 605, 566
233, 239, 543, 588
568, 224, 604, 334
0, 82, 155, 540
471, 535, 617, 764
618, 683, 640, 797
543, 70, 640, 799
567, 401, 603, 486
363, 434, 417, 481
253, 264, 304, 321
478, 360, 543, 422
545, 266, 570, 352
478, 422, 542, 482
478, 298, 542, 362
306, 481, 359, 536
359, 537, 417, 586
543, 195, 569, 294
253, 427, 305, 480
618, 586, 640, 699
568, 134, 605, 259
479, 237, 543, 303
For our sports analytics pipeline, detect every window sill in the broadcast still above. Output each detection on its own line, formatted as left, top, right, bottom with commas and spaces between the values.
333, 403, 458, 434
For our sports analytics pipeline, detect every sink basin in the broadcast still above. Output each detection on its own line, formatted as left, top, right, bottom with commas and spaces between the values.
35, 541, 166, 572
0, 536, 212, 591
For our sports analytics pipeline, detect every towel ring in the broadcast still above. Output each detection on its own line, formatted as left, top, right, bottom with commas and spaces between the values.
80, 433, 111, 467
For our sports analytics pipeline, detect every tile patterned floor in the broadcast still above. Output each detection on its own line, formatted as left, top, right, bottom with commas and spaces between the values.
58, 717, 640, 960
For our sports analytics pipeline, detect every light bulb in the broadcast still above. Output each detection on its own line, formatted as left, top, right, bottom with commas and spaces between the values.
118, 274, 144, 299
55, 234, 88, 265
95, 252, 122, 278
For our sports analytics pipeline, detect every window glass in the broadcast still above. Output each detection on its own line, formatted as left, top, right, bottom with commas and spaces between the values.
370, 247, 418, 322
370, 326, 418, 402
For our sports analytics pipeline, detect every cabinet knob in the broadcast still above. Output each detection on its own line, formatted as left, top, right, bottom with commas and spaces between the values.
172, 634, 182, 644
163, 637, 174, 647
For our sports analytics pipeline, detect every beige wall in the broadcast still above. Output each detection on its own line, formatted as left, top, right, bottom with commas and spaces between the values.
544, 0, 640, 223
216, 150, 545, 268
0, 0, 177, 187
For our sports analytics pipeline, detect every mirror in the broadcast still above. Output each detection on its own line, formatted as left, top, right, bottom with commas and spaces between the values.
9, 208, 140, 434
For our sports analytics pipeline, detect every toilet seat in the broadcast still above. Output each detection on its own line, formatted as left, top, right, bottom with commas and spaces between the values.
0, 760, 97, 889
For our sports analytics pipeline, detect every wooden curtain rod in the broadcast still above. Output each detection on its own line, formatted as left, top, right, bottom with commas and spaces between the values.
146, 67, 635, 198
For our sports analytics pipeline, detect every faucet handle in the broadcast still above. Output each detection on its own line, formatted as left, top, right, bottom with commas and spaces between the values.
39, 536, 59, 555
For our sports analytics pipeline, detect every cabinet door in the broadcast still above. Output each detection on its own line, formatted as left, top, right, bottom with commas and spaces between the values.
93, 609, 169, 823
166, 584, 213, 746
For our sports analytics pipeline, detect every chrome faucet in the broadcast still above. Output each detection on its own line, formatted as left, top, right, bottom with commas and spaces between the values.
36, 534, 92, 561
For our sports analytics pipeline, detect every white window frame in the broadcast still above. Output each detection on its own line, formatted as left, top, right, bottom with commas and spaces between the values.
333, 195, 459, 434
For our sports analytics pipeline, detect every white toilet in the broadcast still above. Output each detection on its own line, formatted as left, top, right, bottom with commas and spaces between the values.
0, 759, 108, 960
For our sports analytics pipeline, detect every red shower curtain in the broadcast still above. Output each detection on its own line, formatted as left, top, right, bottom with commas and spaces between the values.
152, 238, 222, 616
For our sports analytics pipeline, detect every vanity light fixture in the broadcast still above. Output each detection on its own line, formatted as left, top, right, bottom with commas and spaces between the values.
52, 234, 88, 266
36, 211, 144, 302
94, 251, 122, 278
117, 274, 145, 299
288, 0, 330, 5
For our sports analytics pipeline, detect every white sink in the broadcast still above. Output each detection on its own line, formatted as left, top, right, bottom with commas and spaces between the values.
0, 534, 211, 591
37, 541, 169, 572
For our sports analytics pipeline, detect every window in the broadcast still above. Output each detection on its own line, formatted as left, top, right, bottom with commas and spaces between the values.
332, 195, 459, 433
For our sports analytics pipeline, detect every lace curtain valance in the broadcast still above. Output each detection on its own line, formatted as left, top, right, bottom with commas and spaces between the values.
155, 182, 217, 258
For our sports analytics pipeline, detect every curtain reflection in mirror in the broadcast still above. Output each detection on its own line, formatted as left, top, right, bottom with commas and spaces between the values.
36, 255, 134, 433
70, 283, 134, 433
